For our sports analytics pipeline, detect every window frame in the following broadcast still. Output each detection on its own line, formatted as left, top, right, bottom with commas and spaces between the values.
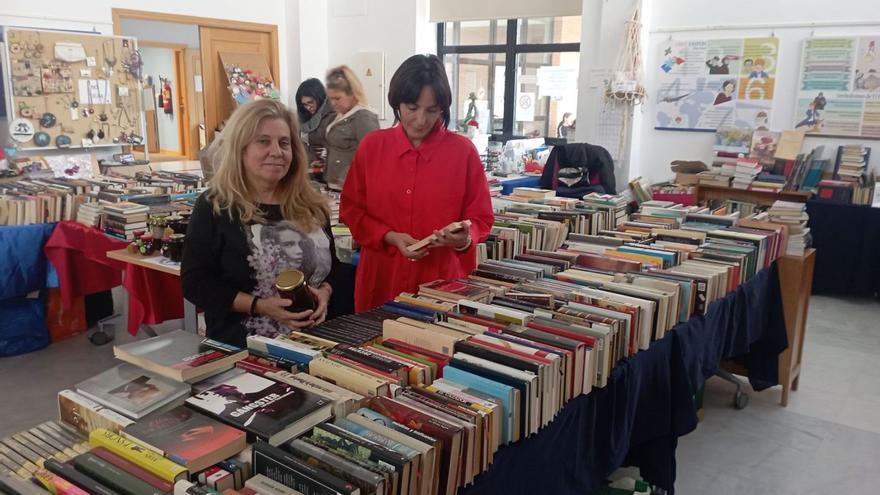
437, 18, 580, 142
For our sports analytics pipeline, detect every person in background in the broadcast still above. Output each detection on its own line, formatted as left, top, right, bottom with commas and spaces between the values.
557, 112, 575, 139
182, 99, 342, 348
340, 54, 494, 312
323, 65, 380, 191
295, 78, 335, 181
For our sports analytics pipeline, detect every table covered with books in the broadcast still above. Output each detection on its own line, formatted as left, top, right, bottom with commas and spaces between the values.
43, 220, 187, 335
2, 191, 793, 495
805, 200, 880, 297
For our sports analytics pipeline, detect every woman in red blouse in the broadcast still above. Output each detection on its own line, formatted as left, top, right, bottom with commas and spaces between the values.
340, 54, 494, 312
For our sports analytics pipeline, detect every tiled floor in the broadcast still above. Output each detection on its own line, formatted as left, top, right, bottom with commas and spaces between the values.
675, 295, 880, 494
2, 294, 878, 494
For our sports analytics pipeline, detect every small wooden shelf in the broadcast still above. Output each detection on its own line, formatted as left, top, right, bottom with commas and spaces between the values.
694, 184, 812, 207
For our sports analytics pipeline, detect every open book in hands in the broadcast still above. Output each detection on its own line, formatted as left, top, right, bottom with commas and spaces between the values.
406, 220, 472, 252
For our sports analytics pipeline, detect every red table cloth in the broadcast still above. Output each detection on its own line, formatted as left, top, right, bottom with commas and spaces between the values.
44, 221, 184, 334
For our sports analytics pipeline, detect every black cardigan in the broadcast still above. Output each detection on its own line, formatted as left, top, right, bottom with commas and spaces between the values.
181, 193, 344, 348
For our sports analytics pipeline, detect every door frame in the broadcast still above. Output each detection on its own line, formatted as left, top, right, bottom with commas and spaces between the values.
112, 8, 280, 145
139, 41, 189, 156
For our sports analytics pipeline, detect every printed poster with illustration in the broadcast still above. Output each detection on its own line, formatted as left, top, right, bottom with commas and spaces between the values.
793, 37, 880, 138
655, 37, 779, 132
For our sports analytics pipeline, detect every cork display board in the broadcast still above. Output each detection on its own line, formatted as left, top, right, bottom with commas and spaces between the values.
2, 27, 144, 150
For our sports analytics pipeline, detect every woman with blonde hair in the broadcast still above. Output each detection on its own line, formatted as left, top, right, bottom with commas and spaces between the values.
324, 65, 379, 190
182, 99, 343, 347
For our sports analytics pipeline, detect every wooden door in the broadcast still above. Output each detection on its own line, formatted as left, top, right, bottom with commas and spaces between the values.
199, 26, 278, 144
184, 48, 205, 158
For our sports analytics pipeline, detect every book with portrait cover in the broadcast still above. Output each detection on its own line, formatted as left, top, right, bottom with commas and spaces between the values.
122, 406, 246, 472
75, 364, 190, 420
114, 330, 247, 383
185, 373, 332, 446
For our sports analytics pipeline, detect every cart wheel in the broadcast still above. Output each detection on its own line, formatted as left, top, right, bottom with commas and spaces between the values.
733, 390, 749, 410
89, 330, 113, 346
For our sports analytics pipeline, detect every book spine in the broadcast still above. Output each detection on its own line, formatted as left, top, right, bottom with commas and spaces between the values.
252, 441, 357, 495
91, 448, 174, 493
73, 453, 165, 495
89, 429, 187, 483
33, 469, 90, 495
43, 458, 118, 495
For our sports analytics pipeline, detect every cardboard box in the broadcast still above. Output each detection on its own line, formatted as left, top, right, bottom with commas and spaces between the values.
675, 173, 700, 186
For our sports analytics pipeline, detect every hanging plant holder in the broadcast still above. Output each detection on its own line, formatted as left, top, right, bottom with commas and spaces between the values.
607, 9, 646, 106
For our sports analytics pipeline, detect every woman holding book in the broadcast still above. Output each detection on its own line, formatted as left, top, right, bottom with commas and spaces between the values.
340, 54, 494, 312
182, 99, 343, 348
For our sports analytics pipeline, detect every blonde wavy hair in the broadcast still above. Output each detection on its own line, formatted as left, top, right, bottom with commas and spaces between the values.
208, 99, 329, 231
326, 65, 367, 106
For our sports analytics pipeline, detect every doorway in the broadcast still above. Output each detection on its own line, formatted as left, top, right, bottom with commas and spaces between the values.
112, 8, 280, 159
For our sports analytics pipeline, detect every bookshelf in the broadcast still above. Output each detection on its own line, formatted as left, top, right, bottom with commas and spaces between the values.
694, 184, 812, 207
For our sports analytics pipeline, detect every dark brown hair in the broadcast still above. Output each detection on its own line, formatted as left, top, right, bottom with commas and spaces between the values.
388, 54, 452, 127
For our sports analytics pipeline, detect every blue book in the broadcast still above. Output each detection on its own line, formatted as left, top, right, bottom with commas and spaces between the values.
381, 302, 437, 322
442, 366, 516, 444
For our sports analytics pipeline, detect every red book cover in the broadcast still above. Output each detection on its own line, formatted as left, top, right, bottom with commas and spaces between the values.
122, 406, 246, 473
91, 447, 174, 492
382, 338, 452, 376
446, 313, 505, 331
235, 356, 283, 376
527, 321, 597, 347
368, 396, 462, 493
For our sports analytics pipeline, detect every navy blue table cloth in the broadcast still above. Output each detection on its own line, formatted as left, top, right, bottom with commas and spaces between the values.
458, 264, 788, 494
806, 200, 880, 297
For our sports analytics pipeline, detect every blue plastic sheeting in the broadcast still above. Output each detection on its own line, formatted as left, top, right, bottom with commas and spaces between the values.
0, 223, 57, 300
0, 296, 49, 356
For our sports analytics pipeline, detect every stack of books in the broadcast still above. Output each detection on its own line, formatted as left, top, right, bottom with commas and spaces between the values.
732, 158, 762, 189
768, 200, 810, 256
75, 202, 104, 227
749, 172, 786, 192
102, 201, 150, 240
510, 187, 556, 200
696, 169, 732, 187
836, 144, 870, 181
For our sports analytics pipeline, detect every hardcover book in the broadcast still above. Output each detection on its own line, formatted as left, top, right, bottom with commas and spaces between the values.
122, 406, 246, 473
115, 330, 247, 383
185, 373, 331, 446
75, 365, 190, 420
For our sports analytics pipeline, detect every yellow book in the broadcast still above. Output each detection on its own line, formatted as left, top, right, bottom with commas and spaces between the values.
88, 429, 187, 483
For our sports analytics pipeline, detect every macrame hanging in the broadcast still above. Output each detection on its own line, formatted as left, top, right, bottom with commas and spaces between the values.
602, 8, 646, 164
607, 8, 646, 105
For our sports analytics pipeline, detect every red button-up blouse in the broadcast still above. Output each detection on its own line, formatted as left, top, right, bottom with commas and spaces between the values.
340, 123, 494, 312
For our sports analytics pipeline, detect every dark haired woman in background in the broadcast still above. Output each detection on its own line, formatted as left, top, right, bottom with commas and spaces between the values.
340, 54, 494, 312
295, 78, 335, 181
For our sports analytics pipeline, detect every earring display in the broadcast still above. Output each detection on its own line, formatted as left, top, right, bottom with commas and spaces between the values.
3, 27, 143, 151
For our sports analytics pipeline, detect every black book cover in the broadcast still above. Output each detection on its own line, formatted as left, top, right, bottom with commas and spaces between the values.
185, 373, 329, 442
43, 458, 118, 495
252, 440, 357, 495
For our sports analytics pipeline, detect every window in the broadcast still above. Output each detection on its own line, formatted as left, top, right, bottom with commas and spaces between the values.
438, 16, 581, 141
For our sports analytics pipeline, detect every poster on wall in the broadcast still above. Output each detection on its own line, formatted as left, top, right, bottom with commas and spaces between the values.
654, 37, 779, 132
793, 37, 880, 139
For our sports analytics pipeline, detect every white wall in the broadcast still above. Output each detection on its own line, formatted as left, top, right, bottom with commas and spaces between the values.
0, 0, 291, 99
326, 0, 429, 127
119, 18, 199, 47
634, 0, 880, 184
140, 47, 181, 153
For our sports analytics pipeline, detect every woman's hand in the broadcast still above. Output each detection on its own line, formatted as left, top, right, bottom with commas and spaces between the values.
309, 284, 332, 325
384, 231, 428, 260
255, 297, 314, 328
430, 225, 471, 250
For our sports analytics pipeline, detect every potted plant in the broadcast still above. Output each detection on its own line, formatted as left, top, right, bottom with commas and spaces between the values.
147, 215, 169, 239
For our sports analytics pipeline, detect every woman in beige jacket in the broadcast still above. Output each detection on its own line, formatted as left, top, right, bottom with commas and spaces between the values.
323, 65, 380, 191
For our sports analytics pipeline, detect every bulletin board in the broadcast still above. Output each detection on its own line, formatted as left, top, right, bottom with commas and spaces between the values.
2, 27, 144, 151
793, 36, 880, 139
654, 37, 779, 132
